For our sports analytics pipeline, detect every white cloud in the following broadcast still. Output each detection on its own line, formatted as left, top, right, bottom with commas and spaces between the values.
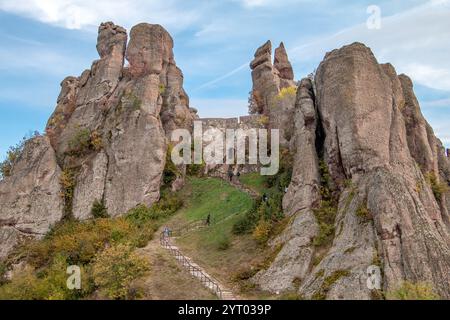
234, 0, 310, 8
0, 0, 201, 31
288, 0, 450, 91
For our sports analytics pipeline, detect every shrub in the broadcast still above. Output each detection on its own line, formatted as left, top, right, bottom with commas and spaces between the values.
163, 144, 180, 186
233, 149, 292, 237
25, 218, 135, 267
91, 199, 109, 219
252, 219, 271, 245
232, 198, 261, 235
90, 130, 103, 151
387, 281, 439, 300
276, 86, 297, 100
312, 160, 338, 247
425, 172, 448, 202
68, 128, 91, 154
355, 202, 372, 222
186, 162, 205, 177
257, 115, 270, 126
0, 255, 94, 300
0, 262, 7, 285
92, 244, 149, 300
59, 169, 76, 218
312, 200, 337, 247
67, 128, 103, 156
158, 84, 166, 95
126, 192, 182, 227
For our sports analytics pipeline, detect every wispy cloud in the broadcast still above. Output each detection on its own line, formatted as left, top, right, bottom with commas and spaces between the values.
422, 98, 450, 108
193, 63, 249, 91
287, 0, 450, 91
0, 0, 203, 31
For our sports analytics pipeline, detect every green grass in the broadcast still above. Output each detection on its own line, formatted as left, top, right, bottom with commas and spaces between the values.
239, 173, 268, 195
173, 177, 276, 299
179, 177, 254, 223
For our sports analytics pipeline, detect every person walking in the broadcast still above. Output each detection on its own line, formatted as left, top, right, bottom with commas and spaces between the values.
206, 213, 211, 226
227, 168, 233, 182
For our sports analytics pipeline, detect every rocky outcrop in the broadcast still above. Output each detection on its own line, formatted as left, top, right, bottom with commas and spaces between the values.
0, 21, 194, 258
257, 42, 450, 299
45, 22, 195, 218
274, 42, 294, 82
255, 78, 320, 292
249, 41, 297, 146
0, 136, 64, 258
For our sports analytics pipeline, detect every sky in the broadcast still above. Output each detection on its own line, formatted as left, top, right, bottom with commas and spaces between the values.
0, 0, 449, 159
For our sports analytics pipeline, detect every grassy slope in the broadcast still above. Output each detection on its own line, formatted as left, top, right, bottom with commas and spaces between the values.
239, 173, 268, 196
179, 177, 254, 223
172, 177, 275, 299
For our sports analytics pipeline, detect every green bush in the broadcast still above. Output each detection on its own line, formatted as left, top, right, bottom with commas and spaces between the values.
355, 202, 372, 221
162, 144, 180, 186
186, 163, 205, 177
233, 149, 292, 237
252, 218, 271, 244
0, 262, 7, 285
67, 128, 103, 156
0, 255, 94, 300
126, 192, 182, 227
232, 198, 261, 235
92, 244, 149, 300
91, 199, 109, 219
425, 172, 448, 202
312, 160, 338, 248
59, 169, 76, 218
387, 281, 440, 300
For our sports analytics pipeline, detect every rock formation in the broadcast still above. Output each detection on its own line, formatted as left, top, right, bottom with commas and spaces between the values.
249, 41, 297, 146
0, 22, 195, 257
1, 22, 449, 300
0, 136, 63, 258
257, 42, 450, 299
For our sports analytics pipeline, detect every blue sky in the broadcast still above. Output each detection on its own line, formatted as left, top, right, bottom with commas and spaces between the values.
0, 0, 449, 159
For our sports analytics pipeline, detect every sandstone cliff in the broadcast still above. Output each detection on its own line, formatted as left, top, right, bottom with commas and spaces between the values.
256, 42, 450, 299
1, 24, 449, 300
250, 41, 297, 146
0, 22, 195, 258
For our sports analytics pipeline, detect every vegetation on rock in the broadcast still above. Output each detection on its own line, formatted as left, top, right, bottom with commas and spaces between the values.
387, 281, 440, 300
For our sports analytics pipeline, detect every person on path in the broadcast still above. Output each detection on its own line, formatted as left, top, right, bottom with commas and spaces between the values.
164, 226, 170, 237
227, 169, 233, 182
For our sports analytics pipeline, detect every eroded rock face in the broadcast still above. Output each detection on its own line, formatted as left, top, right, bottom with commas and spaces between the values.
43, 22, 191, 220
258, 42, 450, 299
249, 41, 297, 146
255, 78, 320, 292
0, 136, 64, 258
274, 42, 294, 81
1, 22, 194, 258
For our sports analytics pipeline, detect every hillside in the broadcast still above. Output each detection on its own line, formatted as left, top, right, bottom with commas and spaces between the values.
1, 21, 450, 300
